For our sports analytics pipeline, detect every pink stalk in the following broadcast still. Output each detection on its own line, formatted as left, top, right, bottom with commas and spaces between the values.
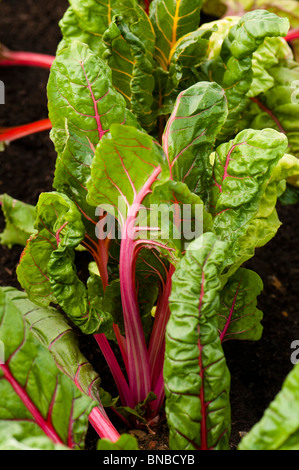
148, 265, 175, 390
0, 50, 54, 69
0, 363, 64, 446
119, 167, 162, 405
0, 119, 52, 144
285, 29, 299, 42
88, 406, 120, 442
250, 97, 286, 135
94, 333, 134, 408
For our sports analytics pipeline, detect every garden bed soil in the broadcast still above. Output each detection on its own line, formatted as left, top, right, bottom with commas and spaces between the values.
1, 0, 299, 451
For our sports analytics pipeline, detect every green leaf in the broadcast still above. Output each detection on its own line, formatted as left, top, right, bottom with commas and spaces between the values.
218, 268, 263, 342
210, 128, 288, 268
102, 12, 156, 130
240, 59, 299, 159
87, 123, 167, 227
97, 433, 139, 450
150, 0, 203, 71
162, 81, 228, 199
16, 192, 107, 334
0, 194, 36, 248
0, 287, 95, 450
60, 0, 156, 128
48, 40, 137, 235
164, 233, 231, 450
279, 184, 299, 205
203, 10, 290, 142
163, 26, 215, 110
239, 363, 299, 450
2, 286, 113, 407
248, 37, 293, 98
0, 422, 68, 450
224, 0, 299, 29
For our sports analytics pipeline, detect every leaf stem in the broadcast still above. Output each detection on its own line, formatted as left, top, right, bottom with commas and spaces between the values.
119, 166, 162, 405
0, 119, 52, 144
88, 406, 120, 442
285, 29, 299, 42
0, 50, 54, 69
0, 363, 64, 446
148, 264, 175, 391
94, 333, 134, 408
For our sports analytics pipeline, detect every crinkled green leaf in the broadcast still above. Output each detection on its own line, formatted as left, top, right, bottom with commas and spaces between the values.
210, 128, 288, 268
239, 363, 299, 450
60, 0, 156, 129
151, 179, 213, 253
0, 422, 68, 450
0, 194, 36, 248
87, 123, 167, 228
16, 192, 107, 334
218, 268, 263, 342
202, 10, 290, 142
163, 26, 215, 111
279, 184, 299, 205
220, 153, 299, 278
48, 40, 137, 235
162, 81, 228, 199
240, 59, 299, 159
150, 0, 203, 71
248, 37, 292, 98
165, 233, 231, 450
2, 286, 113, 407
102, 13, 156, 131
0, 287, 96, 450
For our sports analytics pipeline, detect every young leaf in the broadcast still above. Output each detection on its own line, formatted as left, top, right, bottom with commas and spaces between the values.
0, 194, 36, 248
203, 10, 290, 142
210, 128, 288, 268
164, 233, 231, 450
162, 81, 228, 198
60, 0, 156, 128
163, 26, 216, 110
16, 192, 108, 334
221, 152, 299, 278
239, 363, 299, 450
241, 59, 299, 159
218, 268, 263, 342
48, 40, 137, 221
0, 287, 96, 450
150, 0, 203, 70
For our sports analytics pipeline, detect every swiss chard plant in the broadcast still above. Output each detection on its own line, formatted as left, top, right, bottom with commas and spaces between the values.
2, 0, 299, 450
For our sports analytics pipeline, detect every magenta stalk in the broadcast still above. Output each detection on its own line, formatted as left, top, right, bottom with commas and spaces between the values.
0, 119, 52, 145
88, 406, 120, 443
0, 50, 54, 69
285, 29, 299, 42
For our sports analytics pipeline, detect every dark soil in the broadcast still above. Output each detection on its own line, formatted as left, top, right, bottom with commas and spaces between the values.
1, 0, 299, 451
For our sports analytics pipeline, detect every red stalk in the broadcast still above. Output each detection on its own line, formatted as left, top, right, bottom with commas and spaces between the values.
0, 119, 52, 144
119, 166, 162, 405
88, 406, 120, 442
0, 363, 64, 446
144, 0, 150, 15
250, 97, 286, 135
148, 264, 175, 390
0, 50, 54, 69
94, 333, 134, 408
285, 29, 299, 42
